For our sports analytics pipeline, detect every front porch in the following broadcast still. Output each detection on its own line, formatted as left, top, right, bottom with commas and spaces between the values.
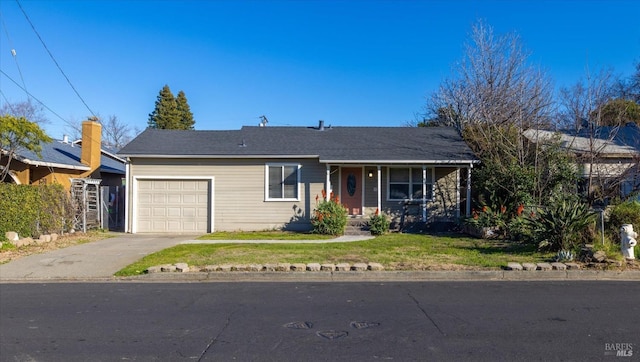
323, 164, 474, 226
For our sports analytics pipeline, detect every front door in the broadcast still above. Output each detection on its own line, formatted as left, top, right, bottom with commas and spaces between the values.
341, 167, 362, 215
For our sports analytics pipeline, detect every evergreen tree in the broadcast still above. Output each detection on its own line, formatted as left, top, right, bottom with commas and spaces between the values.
176, 90, 195, 130
148, 85, 180, 129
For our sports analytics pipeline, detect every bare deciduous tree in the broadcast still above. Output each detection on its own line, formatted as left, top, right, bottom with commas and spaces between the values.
426, 20, 554, 134
424, 20, 563, 208
0, 99, 49, 125
101, 115, 134, 150
64, 114, 136, 150
558, 68, 640, 203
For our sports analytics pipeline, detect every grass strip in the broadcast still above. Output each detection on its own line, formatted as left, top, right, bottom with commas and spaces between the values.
116, 233, 553, 276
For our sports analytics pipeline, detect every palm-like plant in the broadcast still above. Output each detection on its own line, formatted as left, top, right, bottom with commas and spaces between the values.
525, 198, 595, 252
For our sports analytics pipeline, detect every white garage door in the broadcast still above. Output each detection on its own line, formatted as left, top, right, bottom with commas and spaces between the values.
137, 179, 210, 233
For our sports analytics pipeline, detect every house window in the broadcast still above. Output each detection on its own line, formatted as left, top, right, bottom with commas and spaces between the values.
266, 164, 300, 201
387, 167, 433, 201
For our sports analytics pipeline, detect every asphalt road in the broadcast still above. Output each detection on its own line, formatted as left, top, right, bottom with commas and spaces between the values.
1, 281, 638, 361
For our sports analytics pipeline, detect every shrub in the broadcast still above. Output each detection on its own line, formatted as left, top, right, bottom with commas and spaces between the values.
506, 215, 532, 241
368, 209, 390, 235
524, 197, 596, 252
311, 191, 347, 235
607, 201, 640, 242
0, 184, 74, 240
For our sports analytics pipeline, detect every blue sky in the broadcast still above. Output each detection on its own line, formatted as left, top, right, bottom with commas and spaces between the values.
1, 0, 639, 140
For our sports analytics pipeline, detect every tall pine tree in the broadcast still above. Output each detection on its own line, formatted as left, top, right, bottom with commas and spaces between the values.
176, 90, 195, 130
148, 85, 195, 129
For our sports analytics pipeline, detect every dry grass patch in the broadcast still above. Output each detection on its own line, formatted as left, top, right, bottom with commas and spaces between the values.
0, 231, 112, 264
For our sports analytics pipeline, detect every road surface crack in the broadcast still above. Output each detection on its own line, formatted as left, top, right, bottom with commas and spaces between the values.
407, 291, 446, 336
198, 308, 238, 361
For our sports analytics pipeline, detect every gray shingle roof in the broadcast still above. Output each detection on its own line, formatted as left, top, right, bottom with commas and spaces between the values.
118, 126, 478, 163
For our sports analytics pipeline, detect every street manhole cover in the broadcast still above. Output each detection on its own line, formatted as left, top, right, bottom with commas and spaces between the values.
350, 321, 380, 329
283, 321, 313, 329
316, 330, 348, 340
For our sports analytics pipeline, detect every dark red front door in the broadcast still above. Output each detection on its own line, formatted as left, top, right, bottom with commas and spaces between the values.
341, 167, 362, 215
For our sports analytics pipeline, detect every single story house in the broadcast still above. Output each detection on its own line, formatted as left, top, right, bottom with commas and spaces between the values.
1, 120, 126, 190
523, 122, 640, 200
1, 120, 126, 231
117, 122, 479, 233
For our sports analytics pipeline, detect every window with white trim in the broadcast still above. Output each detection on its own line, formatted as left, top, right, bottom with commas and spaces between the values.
266, 164, 300, 201
387, 167, 433, 201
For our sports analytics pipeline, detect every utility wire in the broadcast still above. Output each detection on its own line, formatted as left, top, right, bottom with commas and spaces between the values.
0, 10, 28, 93
1, 69, 72, 126
15, 0, 96, 118
1, 70, 104, 148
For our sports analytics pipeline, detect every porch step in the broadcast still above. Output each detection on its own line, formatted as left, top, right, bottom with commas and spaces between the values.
344, 218, 371, 236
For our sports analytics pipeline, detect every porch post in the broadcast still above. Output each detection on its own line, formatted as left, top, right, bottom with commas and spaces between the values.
422, 166, 427, 221
325, 164, 331, 201
376, 166, 381, 212
124, 161, 130, 233
455, 168, 461, 219
466, 166, 472, 216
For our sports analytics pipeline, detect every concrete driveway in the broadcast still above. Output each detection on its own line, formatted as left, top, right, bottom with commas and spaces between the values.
0, 233, 194, 281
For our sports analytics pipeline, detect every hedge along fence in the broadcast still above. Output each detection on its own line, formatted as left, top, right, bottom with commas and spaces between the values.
0, 183, 75, 241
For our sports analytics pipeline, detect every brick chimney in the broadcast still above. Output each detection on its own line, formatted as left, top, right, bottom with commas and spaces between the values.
81, 120, 102, 174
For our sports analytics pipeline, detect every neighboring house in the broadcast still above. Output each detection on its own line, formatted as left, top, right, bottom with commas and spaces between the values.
1, 121, 125, 190
1, 120, 126, 231
523, 122, 640, 200
118, 122, 479, 233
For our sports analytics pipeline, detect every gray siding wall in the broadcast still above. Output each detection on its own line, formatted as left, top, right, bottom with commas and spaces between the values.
129, 158, 326, 232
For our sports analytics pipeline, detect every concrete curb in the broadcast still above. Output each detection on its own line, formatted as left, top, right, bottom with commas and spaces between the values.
137, 270, 640, 282
3, 270, 639, 283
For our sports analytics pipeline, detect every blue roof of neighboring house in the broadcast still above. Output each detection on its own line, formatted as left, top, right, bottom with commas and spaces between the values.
13, 140, 125, 174
524, 123, 640, 157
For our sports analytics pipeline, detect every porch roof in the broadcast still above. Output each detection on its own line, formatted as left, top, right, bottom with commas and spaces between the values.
119, 126, 479, 164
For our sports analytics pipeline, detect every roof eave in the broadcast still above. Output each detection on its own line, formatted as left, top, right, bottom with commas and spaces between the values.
20, 158, 90, 170
119, 154, 320, 159
319, 159, 479, 165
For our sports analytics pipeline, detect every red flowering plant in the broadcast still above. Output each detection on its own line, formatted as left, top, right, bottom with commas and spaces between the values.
466, 197, 534, 240
311, 190, 347, 235
368, 208, 390, 236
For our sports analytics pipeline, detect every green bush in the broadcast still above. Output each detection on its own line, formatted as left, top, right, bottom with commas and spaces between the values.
311, 192, 347, 235
524, 197, 596, 252
368, 210, 390, 235
607, 201, 640, 242
0, 184, 74, 240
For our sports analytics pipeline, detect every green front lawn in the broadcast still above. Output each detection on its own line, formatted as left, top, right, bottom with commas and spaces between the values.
115, 233, 554, 276
196, 231, 334, 240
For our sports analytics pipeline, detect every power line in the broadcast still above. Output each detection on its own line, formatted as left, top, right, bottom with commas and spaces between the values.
0, 10, 28, 93
0, 69, 72, 127
14, 0, 96, 118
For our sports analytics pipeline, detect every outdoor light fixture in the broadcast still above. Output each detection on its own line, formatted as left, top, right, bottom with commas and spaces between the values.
368, 171, 374, 178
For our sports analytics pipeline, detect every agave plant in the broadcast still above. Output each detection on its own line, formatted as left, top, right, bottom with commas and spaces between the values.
525, 198, 595, 252
555, 249, 575, 262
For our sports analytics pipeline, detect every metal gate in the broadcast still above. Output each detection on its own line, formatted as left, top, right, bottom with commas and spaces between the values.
70, 178, 102, 233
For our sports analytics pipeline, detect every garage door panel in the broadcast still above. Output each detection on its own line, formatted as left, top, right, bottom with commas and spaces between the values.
137, 179, 210, 233
183, 194, 197, 203
167, 207, 182, 217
